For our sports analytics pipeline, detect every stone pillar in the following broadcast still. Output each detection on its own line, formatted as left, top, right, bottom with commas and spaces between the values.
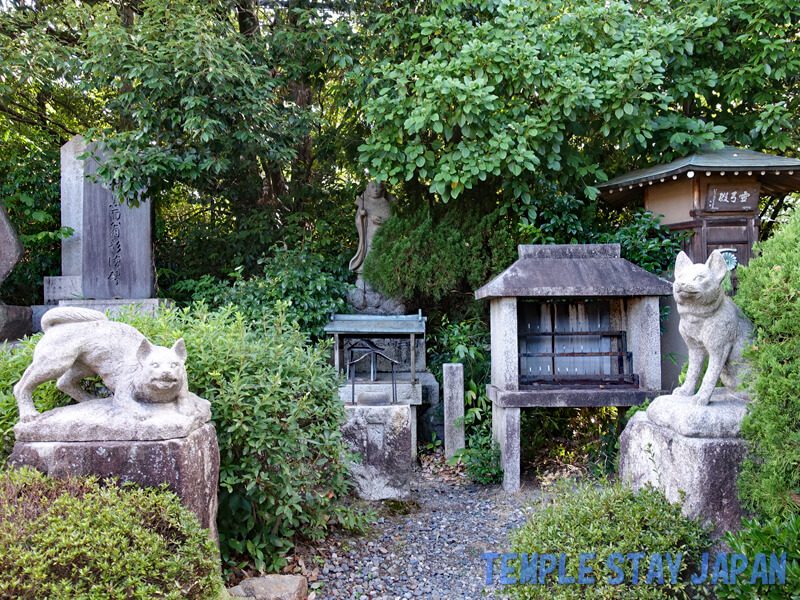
490, 297, 518, 391
10, 423, 220, 540
443, 363, 465, 459
492, 401, 520, 494
625, 296, 662, 391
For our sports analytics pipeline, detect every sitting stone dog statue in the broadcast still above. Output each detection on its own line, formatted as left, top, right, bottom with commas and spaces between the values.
14, 307, 209, 431
672, 250, 752, 405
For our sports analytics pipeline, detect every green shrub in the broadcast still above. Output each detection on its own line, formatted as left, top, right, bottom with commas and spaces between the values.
509, 481, 710, 600
1, 304, 369, 573
170, 245, 351, 339
0, 467, 221, 600
734, 210, 800, 519
362, 203, 517, 310
451, 420, 503, 485
715, 513, 800, 600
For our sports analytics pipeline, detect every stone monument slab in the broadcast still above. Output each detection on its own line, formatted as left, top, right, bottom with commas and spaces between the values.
55, 135, 154, 300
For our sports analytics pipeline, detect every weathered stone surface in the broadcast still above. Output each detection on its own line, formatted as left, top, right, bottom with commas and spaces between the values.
0, 201, 23, 285
9, 423, 220, 538
647, 391, 748, 438
342, 404, 411, 500
347, 276, 406, 316
228, 575, 307, 600
14, 306, 206, 427
443, 363, 465, 460
490, 297, 518, 391
43, 275, 82, 305
14, 394, 211, 442
0, 304, 32, 341
671, 250, 753, 406
619, 411, 748, 537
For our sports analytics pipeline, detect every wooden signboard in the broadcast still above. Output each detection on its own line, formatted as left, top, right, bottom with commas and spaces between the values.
705, 183, 760, 212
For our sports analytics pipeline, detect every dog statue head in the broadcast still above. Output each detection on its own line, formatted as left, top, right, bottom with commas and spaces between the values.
134, 338, 189, 404
673, 250, 728, 307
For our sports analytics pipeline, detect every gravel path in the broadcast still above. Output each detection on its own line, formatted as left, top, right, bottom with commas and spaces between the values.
308, 469, 544, 600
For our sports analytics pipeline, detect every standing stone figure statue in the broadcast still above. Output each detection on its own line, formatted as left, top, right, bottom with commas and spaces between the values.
348, 181, 393, 273
346, 182, 405, 315
672, 250, 752, 405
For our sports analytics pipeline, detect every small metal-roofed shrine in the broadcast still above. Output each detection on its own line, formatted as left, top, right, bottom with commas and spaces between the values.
324, 312, 427, 405
476, 243, 672, 493
597, 146, 800, 267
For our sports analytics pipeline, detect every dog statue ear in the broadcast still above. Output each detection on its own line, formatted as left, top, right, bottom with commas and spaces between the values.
171, 338, 187, 362
706, 250, 728, 284
674, 251, 693, 277
136, 339, 153, 365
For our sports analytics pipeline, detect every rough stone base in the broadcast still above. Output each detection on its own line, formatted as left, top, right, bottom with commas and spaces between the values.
9, 423, 220, 539
0, 304, 32, 341
228, 575, 307, 600
342, 404, 411, 500
619, 411, 748, 536
347, 275, 405, 315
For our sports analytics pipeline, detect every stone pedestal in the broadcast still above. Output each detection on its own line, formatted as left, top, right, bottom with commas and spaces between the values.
341, 404, 411, 500
619, 392, 749, 536
9, 423, 220, 539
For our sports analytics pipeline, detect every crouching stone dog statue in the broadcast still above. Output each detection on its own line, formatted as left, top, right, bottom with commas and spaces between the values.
13, 307, 210, 442
672, 250, 752, 406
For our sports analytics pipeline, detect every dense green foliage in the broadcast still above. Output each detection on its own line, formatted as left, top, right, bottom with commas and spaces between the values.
0, 146, 71, 305
114, 305, 369, 572
170, 245, 351, 339
362, 203, 517, 311
0, 305, 369, 573
0, 467, 221, 600
356, 0, 800, 205
715, 514, 800, 600
734, 211, 800, 519
510, 482, 710, 599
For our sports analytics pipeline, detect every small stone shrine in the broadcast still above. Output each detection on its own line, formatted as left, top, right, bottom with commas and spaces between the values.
620, 250, 753, 536
38, 135, 163, 329
475, 244, 672, 493
9, 307, 219, 538
0, 201, 32, 340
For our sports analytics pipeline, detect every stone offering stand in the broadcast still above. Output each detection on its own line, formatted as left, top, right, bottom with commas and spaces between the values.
475, 244, 672, 492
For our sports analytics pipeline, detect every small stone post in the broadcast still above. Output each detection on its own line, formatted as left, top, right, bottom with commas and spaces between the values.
443, 363, 465, 459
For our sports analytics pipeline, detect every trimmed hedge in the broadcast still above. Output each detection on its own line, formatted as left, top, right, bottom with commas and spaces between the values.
0, 467, 221, 600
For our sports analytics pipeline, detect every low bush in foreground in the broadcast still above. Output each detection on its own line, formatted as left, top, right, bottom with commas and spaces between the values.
715, 513, 800, 600
509, 481, 710, 600
0, 467, 221, 600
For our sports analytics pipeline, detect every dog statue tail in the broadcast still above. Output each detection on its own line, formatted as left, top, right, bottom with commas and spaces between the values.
41, 307, 108, 332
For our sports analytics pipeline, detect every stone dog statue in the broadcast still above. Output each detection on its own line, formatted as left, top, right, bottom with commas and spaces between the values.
14, 307, 209, 425
672, 250, 752, 405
